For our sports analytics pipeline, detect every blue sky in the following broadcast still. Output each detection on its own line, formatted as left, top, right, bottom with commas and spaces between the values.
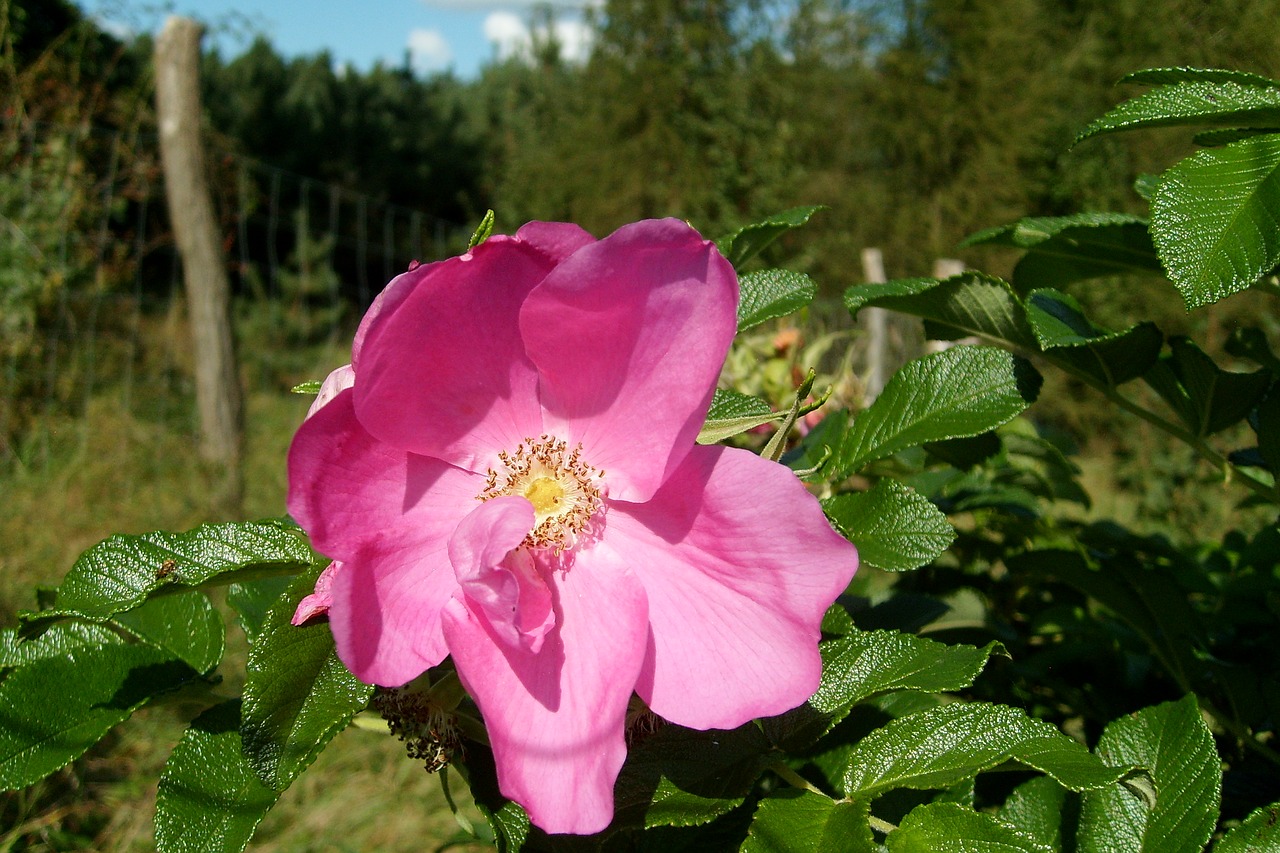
80, 0, 595, 79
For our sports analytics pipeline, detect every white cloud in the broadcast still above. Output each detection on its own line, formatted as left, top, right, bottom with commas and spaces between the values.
482, 11, 592, 64
408, 28, 454, 73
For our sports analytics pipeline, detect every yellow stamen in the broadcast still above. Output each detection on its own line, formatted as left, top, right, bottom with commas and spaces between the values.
479, 435, 603, 551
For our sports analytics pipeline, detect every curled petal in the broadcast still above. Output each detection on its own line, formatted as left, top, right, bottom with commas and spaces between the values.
443, 549, 649, 835
449, 497, 556, 654
305, 364, 355, 420
610, 445, 858, 730
521, 219, 738, 502
291, 560, 341, 625
354, 236, 554, 470
287, 389, 483, 685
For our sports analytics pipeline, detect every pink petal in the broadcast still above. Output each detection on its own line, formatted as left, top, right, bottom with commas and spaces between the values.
608, 445, 858, 730
513, 221, 596, 262
351, 260, 439, 373
353, 236, 554, 471
290, 560, 342, 625
521, 219, 738, 502
287, 389, 484, 686
305, 365, 355, 420
449, 497, 556, 654
442, 548, 649, 835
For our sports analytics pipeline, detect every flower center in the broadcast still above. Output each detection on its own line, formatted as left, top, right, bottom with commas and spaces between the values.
479, 435, 603, 551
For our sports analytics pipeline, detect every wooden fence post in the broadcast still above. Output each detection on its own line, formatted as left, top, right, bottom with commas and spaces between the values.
155, 16, 244, 513
860, 247, 889, 402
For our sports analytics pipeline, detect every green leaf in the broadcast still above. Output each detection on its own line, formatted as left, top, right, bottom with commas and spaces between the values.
1024, 289, 1163, 386
845, 273, 1037, 351
469, 209, 495, 248
155, 700, 282, 853
1078, 695, 1221, 853
1216, 801, 1280, 852
818, 633, 1006, 716
1120, 67, 1280, 88
963, 214, 1162, 289
290, 380, 322, 395
737, 269, 818, 331
226, 575, 295, 643
642, 776, 744, 828
840, 701, 1129, 800
887, 802, 1053, 853
113, 590, 225, 674
0, 621, 122, 669
240, 569, 373, 791
764, 631, 1005, 750
614, 723, 771, 827
1144, 336, 1271, 436
1078, 81, 1280, 143
35, 520, 316, 623
0, 644, 195, 789
698, 388, 780, 444
997, 776, 1071, 851
828, 347, 1041, 479
715, 206, 824, 269
822, 481, 956, 572
1152, 135, 1280, 308
742, 790, 875, 853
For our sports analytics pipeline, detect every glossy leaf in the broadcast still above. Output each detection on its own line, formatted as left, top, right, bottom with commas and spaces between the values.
1078, 695, 1220, 853
963, 214, 1162, 289
155, 700, 281, 853
888, 802, 1053, 853
839, 701, 1128, 799
698, 388, 779, 444
37, 519, 315, 623
737, 268, 817, 332
0, 644, 195, 789
0, 621, 122, 669
828, 347, 1041, 479
226, 575, 295, 643
765, 632, 1005, 751
1119, 67, 1280, 88
1152, 135, 1280, 308
240, 569, 373, 791
1024, 289, 1163, 386
997, 776, 1071, 851
642, 776, 744, 829
113, 590, 224, 674
1078, 81, 1280, 142
1216, 801, 1280, 852
822, 480, 956, 572
742, 790, 875, 853
714, 206, 824, 269
845, 273, 1036, 351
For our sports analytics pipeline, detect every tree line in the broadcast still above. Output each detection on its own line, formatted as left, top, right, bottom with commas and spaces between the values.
12, 0, 1280, 288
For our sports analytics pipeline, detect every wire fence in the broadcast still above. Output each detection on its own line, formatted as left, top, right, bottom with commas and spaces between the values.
1, 120, 466, 473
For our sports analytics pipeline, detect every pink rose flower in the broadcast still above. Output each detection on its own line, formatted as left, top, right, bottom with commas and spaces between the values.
287, 219, 858, 834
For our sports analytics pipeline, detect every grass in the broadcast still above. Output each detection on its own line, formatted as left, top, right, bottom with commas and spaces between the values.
0, 335, 491, 851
